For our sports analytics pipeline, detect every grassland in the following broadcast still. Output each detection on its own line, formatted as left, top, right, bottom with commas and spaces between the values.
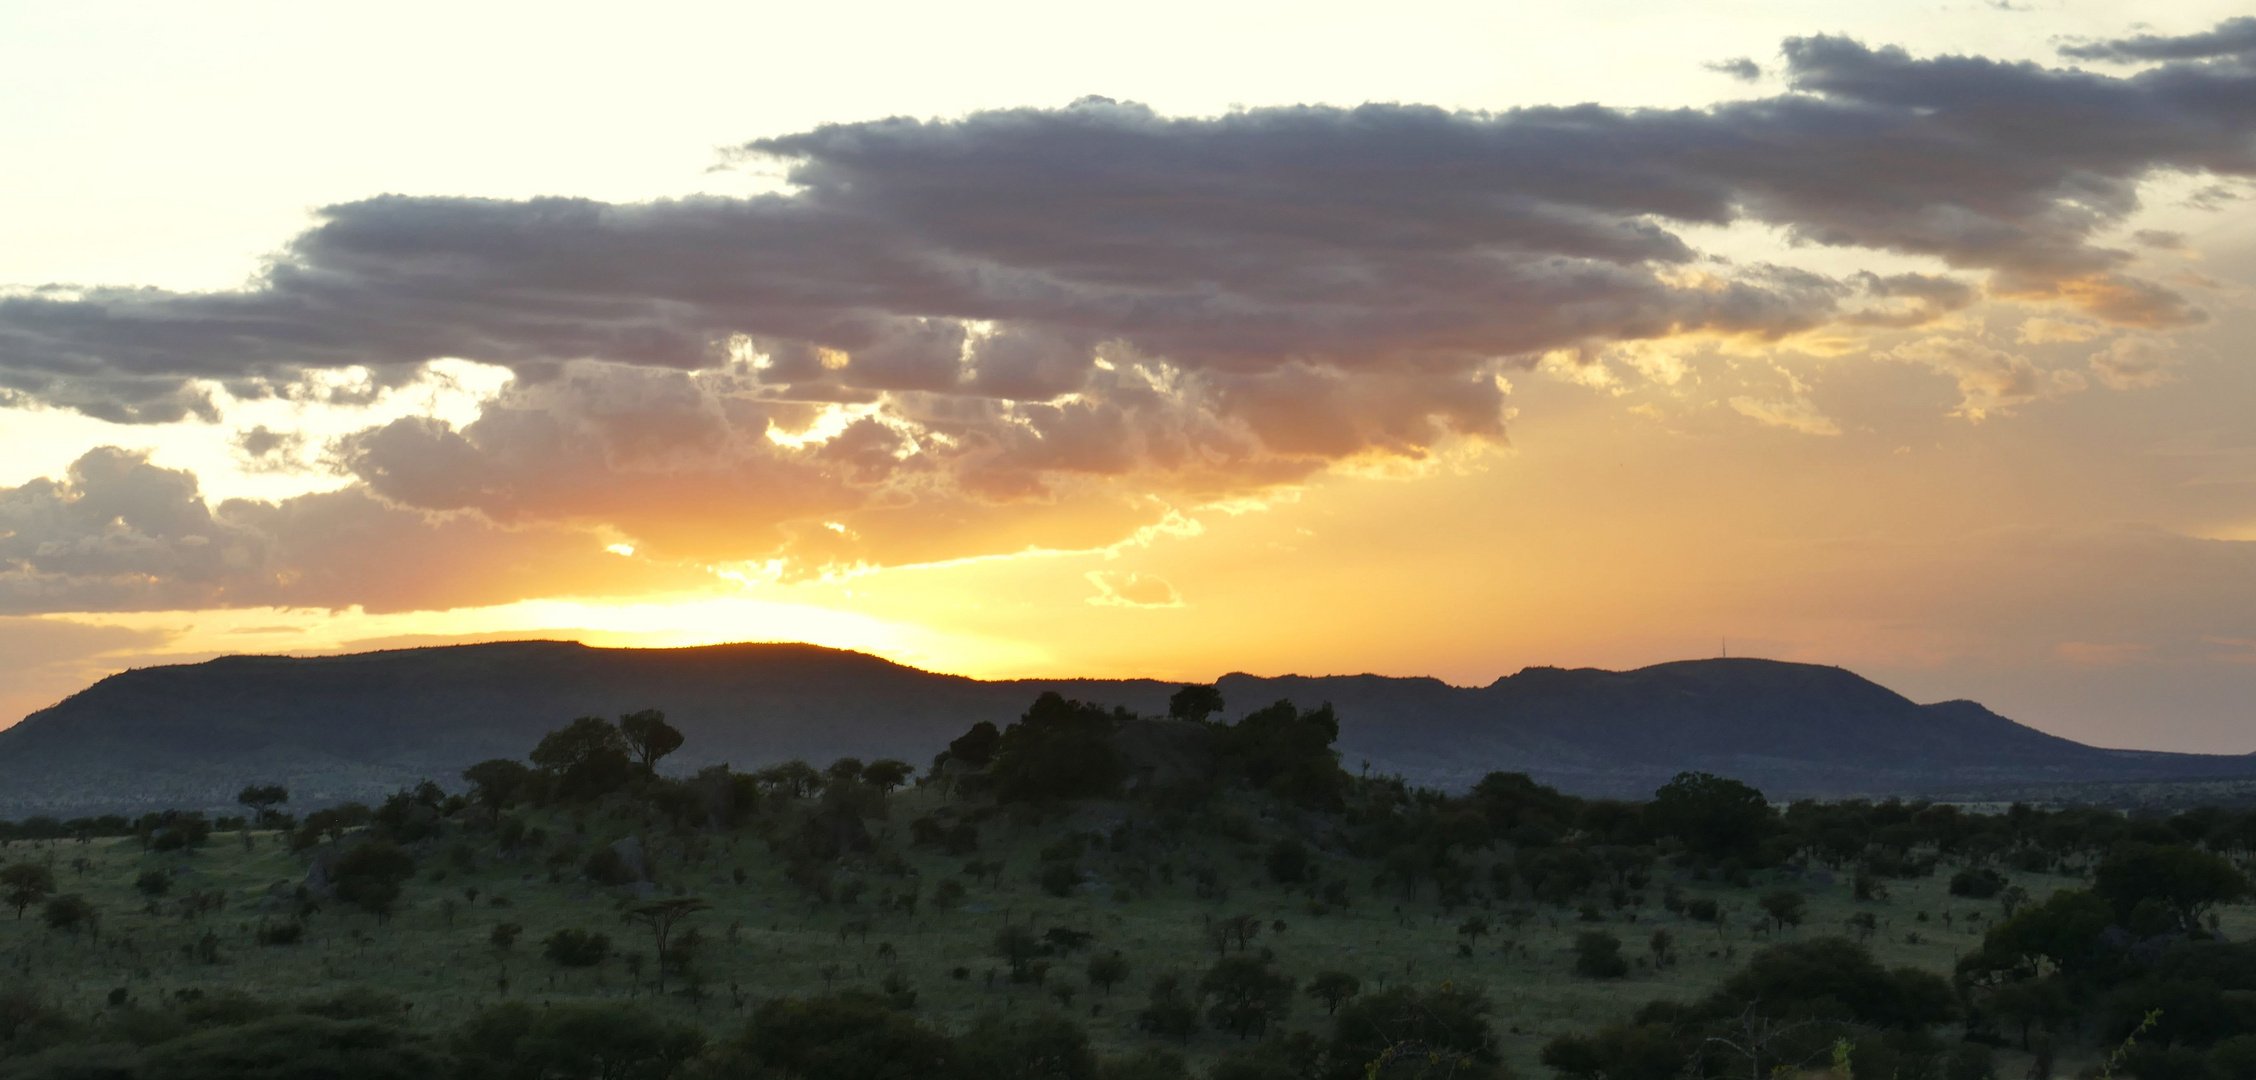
5, 782, 2234, 1078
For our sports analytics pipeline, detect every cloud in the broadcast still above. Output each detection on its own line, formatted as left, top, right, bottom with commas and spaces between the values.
0, 21, 2251, 611
1729, 395, 1842, 436
2015, 316, 2104, 344
2088, 335, 2181, 390
0, 447, 707, 614
4, 25, 2248, 426
2060, 17, 2256, 63
1705, 58, 1763, 82
1887, 337, 2087, 421
1085, 570, 1184, 608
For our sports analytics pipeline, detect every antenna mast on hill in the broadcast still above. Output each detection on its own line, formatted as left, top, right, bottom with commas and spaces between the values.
1721, 637, 1727, 658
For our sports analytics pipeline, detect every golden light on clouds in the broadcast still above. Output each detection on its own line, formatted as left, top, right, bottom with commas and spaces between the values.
5, 6, 2256, 758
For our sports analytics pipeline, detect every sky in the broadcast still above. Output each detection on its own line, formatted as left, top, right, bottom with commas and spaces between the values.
4, 1, 2256, 753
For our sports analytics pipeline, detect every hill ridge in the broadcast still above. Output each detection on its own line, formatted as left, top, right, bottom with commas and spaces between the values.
1, 640, 2249, 816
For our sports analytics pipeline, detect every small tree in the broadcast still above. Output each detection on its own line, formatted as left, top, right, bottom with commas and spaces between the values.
1199, 955, 1295, 1040
1308, 970, 1362, 1015
134, 870, 171, 911
1458, 914, 1492, 949
1573, 931, 1628, 978
1087, 951, 1130, 995
1265, 839, 1310, 884
42, 894, 97, 942
1759, 888, 1807, 933
622, 897, 710, 997
543, 928, 612, 967
993, 925, 1043, 982
1137, 973, 1202, 1043
2, 863, 55, 919
490, 922, 523, 952
236, 784, 290, 828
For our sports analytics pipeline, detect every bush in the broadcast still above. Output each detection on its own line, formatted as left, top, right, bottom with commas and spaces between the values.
542, 928, 611, 967
454, 1001, 704, 1080
136, 1014, 442, 1080
1199, 955, 1295, 1040
584, 847, 637, 887
734, 991, 956, 1078
1136, 973, 1201, 1043
330, 841, 416, 918
1040, 862, 1082, 898
1331, 983, 1503, 1079
1950, 867, 2008, 899
1264, 839, 1310, 884
1574, 931, 1628, 978
256, 920, 304, 946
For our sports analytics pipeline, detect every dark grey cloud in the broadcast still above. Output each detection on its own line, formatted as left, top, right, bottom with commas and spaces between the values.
0, 24, 2242, 432
2060, 17, 2256, 63
1705, 57, 1763, 81
0, 22, 2250, 605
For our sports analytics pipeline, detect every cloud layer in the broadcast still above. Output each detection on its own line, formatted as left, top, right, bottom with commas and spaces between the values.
3, 24, 2251, 613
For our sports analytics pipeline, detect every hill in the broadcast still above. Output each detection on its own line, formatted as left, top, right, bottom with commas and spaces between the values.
0, 642, 2248, 815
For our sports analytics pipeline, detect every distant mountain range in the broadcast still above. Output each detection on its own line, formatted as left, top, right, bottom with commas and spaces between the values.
0, 641, 2248, 816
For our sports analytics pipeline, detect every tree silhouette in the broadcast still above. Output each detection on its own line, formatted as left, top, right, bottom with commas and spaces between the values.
862, 759, 914, 793
1087, 951, 1130, 995
1199, 955, 1295, 1039
619, 709, 685, 774
1650, 772, 1773, 864
235, 784, 290, 828
461, 759, 533, 823
531, 717, 633, 801
1308, 970, 1362, 1015
1168, 684, 1225, 723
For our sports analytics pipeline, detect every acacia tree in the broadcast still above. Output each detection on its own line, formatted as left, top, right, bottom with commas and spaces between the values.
236, 784, 290, 828
1199, 955, 1295, 1039
862, 760, 915, 793
619, 710, 685, 775
2, 863, 55, 919
461, 759, 534, 824
1168, 684, 1225, 723
622, 897, 709, 997
1308, 970, 1362, 1015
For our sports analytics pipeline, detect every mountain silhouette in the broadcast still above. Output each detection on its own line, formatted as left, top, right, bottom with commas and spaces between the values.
0, 642, 2245, 815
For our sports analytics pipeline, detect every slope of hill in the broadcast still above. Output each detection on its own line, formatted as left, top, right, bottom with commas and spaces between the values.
0, 641, 2247, 815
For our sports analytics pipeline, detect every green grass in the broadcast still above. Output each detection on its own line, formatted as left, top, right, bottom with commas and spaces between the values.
4, 789, 2246, 1077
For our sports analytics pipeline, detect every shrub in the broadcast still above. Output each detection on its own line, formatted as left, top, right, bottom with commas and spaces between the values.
1199, 955, 1294, 1040
1950, 867, 2008, 899
330, 840, 416, 918
1574, 931, 1628, 978
542, 928, 611, 967
1264, 839, 1310, 884
1040, 862, 1083, 898
256, 920, 305, 946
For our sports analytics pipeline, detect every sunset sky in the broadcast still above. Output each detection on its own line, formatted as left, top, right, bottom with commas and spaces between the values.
5, 1, 2256, 753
